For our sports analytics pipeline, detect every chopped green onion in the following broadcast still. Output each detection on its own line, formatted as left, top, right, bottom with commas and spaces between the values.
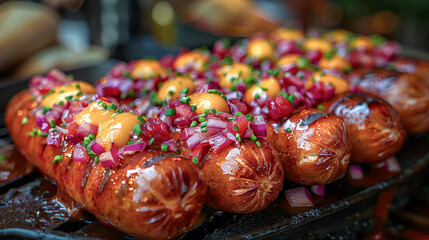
42, 106, 50, 114
179, 96, 190, 104
256, 141, 261, 147
88, 151, 97, 158
29, 131, 35, 137
102, 102, 108, 110
120, 92, 127, 99
21, 117, 28, 125
109, 103, 117, 110
88, 133, 96, 140
61, 123, 67, 127
232, 124, 239, 131
39, 133, 48, 137
117, 109, 124, 114
138, 116, 146, 124
210, 108, 217, 114
228, 117, 235, 121
208, 89, 227, 100
246, 114, 254, 121
58, 101, 64, 106
201, 127, 207, 133
251, 135, 257, 141
76, 91, 83, 97
52, 155, 63, 164
50, 119, 55, 128
175, 149, 181, 154
286, 128, 292, 132
234, 112, 243, 116
0, 155, 5, 161
181, 88, 189, 94
84, 137, 91, 145
236, 133, 241, 142
201, 122, 207, 128
168, 90, 175, 96
129, 102, 136, 108
198, 116, 206, 122
149, 138, 155, 146
49, 128, 56, 133
192, 157, 199, 164
190, 121, 198, 127
317, 104, 325, 111
191, 105, 197, 112
94, 156, 100, 163
203, 109, 210, 115
161, 144, 168, 152
133, 123, 142, 136
165, 108, 176, 116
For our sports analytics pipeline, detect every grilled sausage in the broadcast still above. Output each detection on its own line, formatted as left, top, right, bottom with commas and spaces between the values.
267, 108, 351, 185
348, 69, 429, 134
393, 58, 429, 84
325, 93, 406, 163
200, 139, 283, 214
6, 90, 207, 240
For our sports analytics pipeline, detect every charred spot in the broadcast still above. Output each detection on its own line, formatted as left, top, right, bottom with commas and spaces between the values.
142, 154, 178, 168
98, 168, 112, 195
81, 160, 95, 189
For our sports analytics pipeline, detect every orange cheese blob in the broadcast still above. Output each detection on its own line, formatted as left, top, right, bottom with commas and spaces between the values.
173, 50, 209, 73
244, 78, 281, 104
131, 59, 167, 79
189, 92, 230, 115
218, 62, 251, 89
41, 81, 95, 108
350, 36, 375, 50
323, 29, 351, 42
96, 112, 139, 151
277, 54, 302, 67
157, 77, 196, 101
246, 39, 275, 61
306, 72, 350, 95
271, 28, 305, 42
74, 100, 116, 126
303, 38, 333, 53
318, 55, 351, 72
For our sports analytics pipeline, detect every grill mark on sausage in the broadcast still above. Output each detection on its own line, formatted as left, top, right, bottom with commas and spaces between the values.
98, 168, 112, 194
142, 154, 179, 167
299, 112, 327, 126
81, 160, 95, 189
117, 180, 128, 199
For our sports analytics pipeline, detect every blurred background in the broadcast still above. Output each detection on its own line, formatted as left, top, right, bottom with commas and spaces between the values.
1, 0, 429, 80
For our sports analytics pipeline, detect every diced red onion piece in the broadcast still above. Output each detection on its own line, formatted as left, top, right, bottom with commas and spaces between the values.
208, 133, 233, 152
99, 151, 116, 167
54, 126, 68, 134
122, 142, 146, 155
310, 185, 325, 197
349, 165, 364, 179
91, 141, 105, 156
46, 131, 61, 145
285, 187, 314, 207
250, 115, 267, 137
181, 127, 197, 140
76, 122, 91, 140
73, 143, 89, 163
186, 132, 211, 149
162, 140, 178, 152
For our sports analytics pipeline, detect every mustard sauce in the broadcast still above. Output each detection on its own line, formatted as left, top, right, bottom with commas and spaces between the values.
189, 92, 230, 115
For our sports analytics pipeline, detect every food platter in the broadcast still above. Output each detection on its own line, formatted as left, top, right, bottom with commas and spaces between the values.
0, 46, 428, 239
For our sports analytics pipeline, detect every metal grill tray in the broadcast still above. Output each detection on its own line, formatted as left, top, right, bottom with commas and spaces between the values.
0, 59, 428, 240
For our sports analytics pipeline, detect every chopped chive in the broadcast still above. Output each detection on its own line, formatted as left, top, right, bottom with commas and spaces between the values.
127, 140, 134, 145
175, 149, 181, 154
232, 124, 239, 131
50, 119, 55, 128
0, 155, 5, 161
234, 112, 243, 116
109, 103, 117, 110
161, 144, 168, 152
201, 127, 207, 133
251, 135, 257, 141
203, 109, 210, 115
259, 85, 268, 91
65, 95, 73, 101
190, 121, 198, 127
76, 91, 83, 97
102, 102, 108, 110
42, 106, 50, 114
198, 116, 206, 122
228, 117, 235, 122
60, 123, 67, 127
191, 105, 197, 112
179, 96, 190, 104
21, 117, 28, 125
208, 89, 227, 100
192, 157, 199, 164
84, 137, 91, 145
49, 128, 56, 133
39, 133, 48, 137
286, 128, 292, 132
129, 102, 136, 108
120, 92, 127, 99
254, 93, 260, 99
128, 90, 135, 98
88, 151, 96, 158
117, 109, 124, 114
88, 133, 96, 140
256, 141, 261, 147
52, 155, 63, 164
58, 100, 64, 106
137, 116, 146, 124
29, 131, 35, 137
211, 108, 217, 114
236, 133, 241, 142
201, 122, 207, 128
317, 104, 325, 111
75, 83, 81, 89
149, 138, 155, 146
94, 156, 99, 163
246, 114, 254, 121
133, 123, 142, 136
165, 108, 176, 116
36, 129, 42, 135
168, 90, 175, 96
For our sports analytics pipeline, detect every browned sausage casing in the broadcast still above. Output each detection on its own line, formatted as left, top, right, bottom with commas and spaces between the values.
197, 139, 283, 214
267, 108, 351, 185
348, 69, 429, 134
6, 90, 207, 240
394, 58, 429, 84
325, 93, 406, 164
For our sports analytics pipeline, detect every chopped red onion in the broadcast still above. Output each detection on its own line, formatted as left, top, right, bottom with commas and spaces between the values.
208, 133, 233, 152
310, 185, 325, 197
73, 143, 89, 163
46, 131, 61, 146
181, 127, 197, 140
186, 132, 211, 149
76, 122, 91, 140
91, 141, 105, 156
162, 140, 178, 152
121, 142, 146, 155
54, 126, 68, 134
250, 115, 267, 137
285, 187, 314, 207
99, 151, 116, 167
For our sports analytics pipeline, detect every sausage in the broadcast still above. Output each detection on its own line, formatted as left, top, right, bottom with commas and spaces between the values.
348, 69, 429, 134
324, 93, 406, 163
393, 57, 429, 84
267, 108, 351, 185
6, 90, 207, 240
199, 139, 283, 214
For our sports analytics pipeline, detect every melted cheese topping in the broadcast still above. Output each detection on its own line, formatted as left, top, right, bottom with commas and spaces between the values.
96, 112, 139, 151
173, 51, 209, 73
157, 76, 196, 101
350, 36, 374, 50
307, 72, 350, 95
75, 100, 116, 126
189, 92, 230, 115
271, 28, 304, 42
131, 59, 167, 79
41, 81, 95, 108
277, 54, 302, 67
318, 55, 351, 71
246, 39, 275, 60
245, 78, 281, 104
218, 62, 251, 88
303, 38, 333, 53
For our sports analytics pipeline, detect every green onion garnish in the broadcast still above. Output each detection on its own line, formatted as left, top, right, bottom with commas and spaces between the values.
109, 103, 117, 110
190, 121, 198, 127
234, 112, 243, 116
102, 102, 108, 110
94, 156, 100, 163
236, 133, 241, 142
42, 106, 50, 114
50, 119, 55, 128
246, 114, 254, 121
191, 105, 197, 112
232, 124, 239, 131
161, 144, 168, 152
133, 123, 142, 136
138, 116, 146, 124
52, 155, 62, 164
149, 138, 155, 146
181, 88, 189, 94
165, 108, 176, 116
88, 133, 95, 140
251, 135, 257, 141
256, 141, 261, 147
22, 117, 28, 125
201, 127, 207, 133
192, 157, 199, 164
286, 128, 292, 132
228, 117, 235, 122
198, 116, 206, 122
0, 155, 5, 161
